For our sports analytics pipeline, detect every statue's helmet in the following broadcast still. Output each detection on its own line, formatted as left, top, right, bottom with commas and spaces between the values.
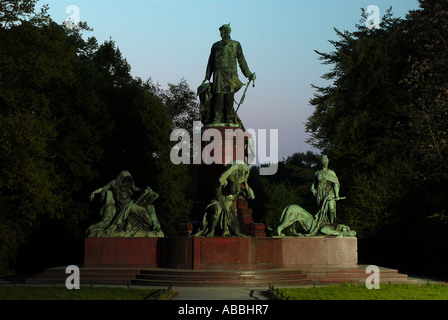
219, 23, 231, 34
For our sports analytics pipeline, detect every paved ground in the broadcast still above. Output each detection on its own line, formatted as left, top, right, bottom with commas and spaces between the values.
169, 286, 271, 300
1, 273, 446, 301
167, 275, 446, 300
0, 274, 273, 300
150, 273, 448, 300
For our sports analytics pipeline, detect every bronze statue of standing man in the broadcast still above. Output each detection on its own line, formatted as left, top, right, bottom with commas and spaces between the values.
202, 24, 256, 125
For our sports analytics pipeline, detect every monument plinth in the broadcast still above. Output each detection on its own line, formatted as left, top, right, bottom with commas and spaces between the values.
193, 125, 265, 237
198, 125, 250, 204
84, 236, 358, 269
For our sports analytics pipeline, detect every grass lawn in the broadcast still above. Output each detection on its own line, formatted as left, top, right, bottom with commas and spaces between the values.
269, 283, 448, 300
0, 286, 175, 300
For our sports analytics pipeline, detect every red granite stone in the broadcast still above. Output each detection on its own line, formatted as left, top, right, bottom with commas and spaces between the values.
84, 237, 158, 267
84, 236, 358, 270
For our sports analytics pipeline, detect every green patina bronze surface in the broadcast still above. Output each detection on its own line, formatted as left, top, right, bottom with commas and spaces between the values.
276, 156, 356, 237
195, 161, 255, 237
199, 24, 256, 126
87, 171, 164, 237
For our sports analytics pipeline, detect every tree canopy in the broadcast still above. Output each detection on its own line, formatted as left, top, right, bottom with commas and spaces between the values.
304, 0, 448, 276
0, 0, 197, 274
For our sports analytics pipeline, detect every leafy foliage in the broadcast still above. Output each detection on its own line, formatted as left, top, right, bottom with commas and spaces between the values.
0, 0, 196, 274
0, 0, 37, 27
249, 152, 319, 235
306, 1, 448, 276
399, 0, 448, 183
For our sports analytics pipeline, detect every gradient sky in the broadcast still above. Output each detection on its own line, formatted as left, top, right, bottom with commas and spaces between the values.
36, 0, 421, 161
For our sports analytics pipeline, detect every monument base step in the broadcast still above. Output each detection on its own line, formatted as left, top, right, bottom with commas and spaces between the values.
21, 265, 417, 287
132, 268, 310, 287
300, 265, 417, 285
12, 237, 416, 287
25, 266, 140, 285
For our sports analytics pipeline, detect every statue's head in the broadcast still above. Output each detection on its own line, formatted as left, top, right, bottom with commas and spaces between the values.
225, 160, 249, 184
117, 170, 134, 188
321, 155, 329, 168
122, 176, 133, 188
219, 23, 231, 39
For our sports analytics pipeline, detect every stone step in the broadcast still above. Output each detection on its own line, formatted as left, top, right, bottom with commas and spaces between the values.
33, 273, 136, 280
135, 273, 308, 282
17, 265, 417, 287
298, 265, 416, 285
325, 268, 408, 278
318, 278, 418, 284
21, 267, 312, 287
25, 267, 139, 285
137, 273, 308, 280
41, 267, 140, 275
132, 278, 311, 287
331, 269, 400, 274
138, 269, 307, 277
25, 279, 133, 285
133, 268, 311, 287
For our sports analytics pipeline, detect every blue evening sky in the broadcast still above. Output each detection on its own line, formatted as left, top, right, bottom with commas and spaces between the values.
36, 0, 421, 161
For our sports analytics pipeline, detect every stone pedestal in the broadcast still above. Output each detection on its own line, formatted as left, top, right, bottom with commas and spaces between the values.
199, 126, 250, 203
84, 236, 358, 270
237, 197, 266, 237
84, 237, 159, 268
193, 125, 265, 236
